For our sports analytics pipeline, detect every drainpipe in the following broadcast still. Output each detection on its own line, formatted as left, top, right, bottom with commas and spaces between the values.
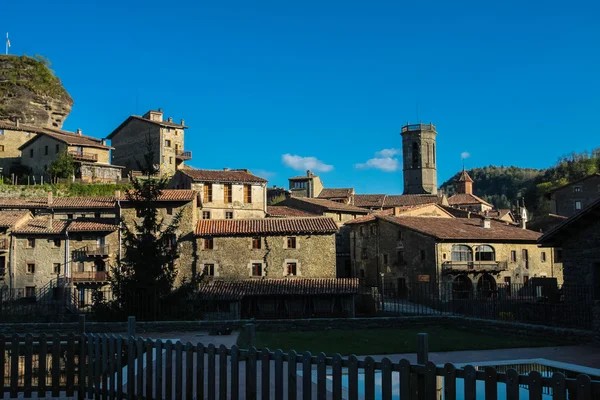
9, 233, 15, 290
376, 222, 383, 311
117, 195, 122, 263
65, 232, 70, 280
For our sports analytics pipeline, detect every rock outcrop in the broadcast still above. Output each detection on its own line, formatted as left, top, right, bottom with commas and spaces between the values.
0, 55, 73, 129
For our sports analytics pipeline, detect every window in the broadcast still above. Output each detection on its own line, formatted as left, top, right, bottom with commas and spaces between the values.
475, 245, 495, 262
292, 181, 307, 189
411, 142, 420, 169
510, 250, 517, 262
224, 184, 232, 203
370, 225, 377, 235
95, 212, 101, 219
136, 209, 143, 218
225, 211, 233, 219
166, 207, 173, 215
251, 263, 263, 277
45, 145, 48, 155
360, 226, 366, 236
361, 248, 368, 260
169, 157, 173, 165
204, 238, 214, 250
25, 287, 36, 298
0, 129, 3, 135
541, 252, 547, 263
56, 144, 59, 153
398, 230, 404, 240
53, 263, 61, 274
27, 238, 35, 248
420, 250, 426, 261
523, 276, 529, 285
575, 201, 582, 210
204, 264, 215, 276
0, 145, 4, 152
53, 239, 61, 248
554, 248, 563, 263
202, 211, 211, 220
252, 237, 261, 249
30, 149, 34, 158
244, 185, 252, 203
522, 249, 529, 269
451, 245, 472, 262
383, 254, 388, 264
27, 263, 35, 274
337, 213, 342, 222
67, 214, 74, 220
203, 184, 213, 202
286, 262, 297, 276
287, 237, 297, 249
397, 250, 405, 264
165, 139, 171, 147
573, 186, 582, 193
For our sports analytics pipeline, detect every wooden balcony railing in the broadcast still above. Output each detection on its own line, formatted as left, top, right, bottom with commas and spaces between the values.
72, 245, 110, 259
0, 238, 8, 250
175, 150, 192, 160
442, 260, 508, 272
71, 271, 109, 282
68, 151, 98, 162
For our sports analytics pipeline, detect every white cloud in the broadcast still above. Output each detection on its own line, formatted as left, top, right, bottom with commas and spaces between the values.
355, 157, 399, 172
461, 151, 470, 159
281, 154, 333, 172
252, 169, 276, 179
376, 148, 399, 158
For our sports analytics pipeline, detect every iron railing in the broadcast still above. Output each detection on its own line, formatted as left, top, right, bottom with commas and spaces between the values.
175, 150, 192, 160
442, 260, 509, 272
71, 271, 109, 283
72, 245, 110, 259
401, 123, 436, 132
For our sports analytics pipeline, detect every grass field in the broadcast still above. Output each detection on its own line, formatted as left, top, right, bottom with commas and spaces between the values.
236, 326, 565, 356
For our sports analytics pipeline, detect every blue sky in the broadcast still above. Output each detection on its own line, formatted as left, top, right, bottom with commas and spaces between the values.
3, 0, 599, 193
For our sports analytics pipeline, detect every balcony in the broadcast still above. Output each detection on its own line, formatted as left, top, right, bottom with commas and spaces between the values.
0, 238, 7, 251
442, 260, 508, 273
72, 245, 110, 259
68, 151, 98, 162
401, 123, 436, 133
71, 271, 109, 283
175, 150, 192, 161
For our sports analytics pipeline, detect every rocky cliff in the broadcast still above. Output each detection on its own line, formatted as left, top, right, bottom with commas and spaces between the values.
0, 55, 73, 129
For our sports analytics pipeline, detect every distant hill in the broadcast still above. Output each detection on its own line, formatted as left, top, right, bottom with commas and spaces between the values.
440, 147, 600, 219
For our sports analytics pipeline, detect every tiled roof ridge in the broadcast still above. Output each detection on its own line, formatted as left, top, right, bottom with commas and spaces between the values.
195, 217, 339, 236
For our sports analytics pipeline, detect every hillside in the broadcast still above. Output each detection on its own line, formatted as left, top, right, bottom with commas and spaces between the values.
440, 147, 600, 218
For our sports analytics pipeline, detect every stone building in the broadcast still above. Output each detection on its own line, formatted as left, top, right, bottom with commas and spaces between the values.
288, 170, 325, 198
538, 196, 600, 291
317, 188, 355, 204
108, 109, 190, 177
352, 193, 448, 211
276, 196, 371, 277
447, 169, 494, 213
0, 120, 40, 175
401, 123, 438, 195
547, 174, 600, 217
168, 168, 267, 219
17, 127, 122, 182
0, 210, 31, 286
347, 212, 562, 297
194, 217, 338, 280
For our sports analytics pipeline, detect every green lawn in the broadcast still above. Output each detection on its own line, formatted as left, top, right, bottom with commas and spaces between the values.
236, 327, 565, 356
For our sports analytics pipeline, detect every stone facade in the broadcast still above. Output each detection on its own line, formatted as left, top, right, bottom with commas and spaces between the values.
0, 127, 36, 174
550, 174, 600, 217
288, 170, 324, 198
78, 163, 123, 183
196, 233, 336, 280
108, 110, 188, 177
401, 123, 437, 195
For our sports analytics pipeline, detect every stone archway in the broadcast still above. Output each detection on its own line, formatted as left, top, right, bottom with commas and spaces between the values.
477, 274, 497, 298
452, 275, 473, 299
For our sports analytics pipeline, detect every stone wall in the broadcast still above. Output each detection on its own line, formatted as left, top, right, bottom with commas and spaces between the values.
193, 182, 267, 219
552, 175, 600, 217
559, 217, 600, 287
196, 233, 336, 279
109, 119, 161, 175
160, 126, 186, 175
0, 129, 36, 174
78, 164, 123, 183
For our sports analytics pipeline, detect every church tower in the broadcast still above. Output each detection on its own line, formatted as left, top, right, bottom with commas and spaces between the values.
456, 168, 474, 194
401, 122, 438, 195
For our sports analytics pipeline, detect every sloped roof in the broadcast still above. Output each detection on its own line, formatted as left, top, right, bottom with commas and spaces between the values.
52, 197, 116, 209
13, 216, 119, 234
179, 169, 267, 183
266, 206, 319, 218
13, 218, 69, 234
107, 115, 188, 139
317, 188, 354, 199
353, 194, 387, 208
121, 189, 197, 202
528, 213, 568, 234
538, 197, 600, 245
458, 169, 474, 182
17, 129, 111, 151
67, 219, 119, 232
197, 278, 359, 301
547, 173, 600, 195
281, 197, 370, 214
379, 215, 541, 242
0, 197, 48, 209
195, 217, 338, 236
448, 193, 493, 207
0, 210, 30, 228
384, 194, 442, 207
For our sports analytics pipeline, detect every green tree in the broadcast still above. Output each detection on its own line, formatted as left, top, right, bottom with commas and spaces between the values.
48, 151, 75, 179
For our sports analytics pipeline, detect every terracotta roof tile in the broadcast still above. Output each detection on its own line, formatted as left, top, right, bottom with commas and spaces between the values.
180, 169, 267, 183
14, 125, 111, 151
318, 188, 354, 199
448, 193, 493, 207
383, 194, 442, 207
13, 217, 69, 234
122, 189, 197, 202
282, 197, 370, 214
353, 194, 387, 208
52, 197, 116, 208
195, 217, 338, 236
379, 215, 541, 242
67, 219, 118, 232
198, 278, 359, 300
0, 210, 30, 228
0, 197, 48, 208
107, 115, 188, 139
266, 206, 320, 218
457, 169, 474, 182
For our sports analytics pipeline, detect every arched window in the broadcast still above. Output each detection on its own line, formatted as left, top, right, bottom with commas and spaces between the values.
433, 144, 436, 166
452, 275, 473, 299
475, 245, 495, 262
451, 245, 472, 262
426, 143, 430, 165
411, 142, 420, 168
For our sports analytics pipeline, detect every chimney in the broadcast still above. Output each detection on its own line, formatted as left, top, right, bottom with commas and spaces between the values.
223, 168, 230, 171
15, 119, 19, 128
168, 117, 173, 123
180, 119, 185, 126
520, 219, 527, 230
480, 216, 491, 229
115, 190, 121, 199
158, 108, 163, 112
47, 191, 53, 205
307, 170, 313, 177
47, 215, 53, 230
77, 128, 82, 136
101, 139, 107, 146
393, 207, 401, 216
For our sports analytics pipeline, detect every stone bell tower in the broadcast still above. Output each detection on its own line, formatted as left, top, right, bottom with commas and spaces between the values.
401, 122, 438, 195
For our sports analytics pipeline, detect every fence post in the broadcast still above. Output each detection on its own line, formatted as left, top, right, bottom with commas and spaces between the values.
127, 316, 136, 338
79, 314, 86, 334
245, 323, 256, 347
415, 333, 428, 400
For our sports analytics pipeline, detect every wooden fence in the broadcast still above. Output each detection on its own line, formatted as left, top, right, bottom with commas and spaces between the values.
1, 333, 600, 399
